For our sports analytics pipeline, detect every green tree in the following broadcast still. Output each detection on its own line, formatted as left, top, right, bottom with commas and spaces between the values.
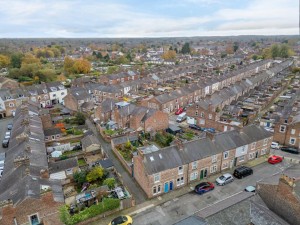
271, 44, 280, 59
64, 56, 75, 74
107, 66, 119, 74
103, 178, 116, 189
72, 58, 91, 74
73, 170, 87, 186
181, 42, 191, 54
59, 205, 71, 225
279, 44, 289, 58
252, 55, 258, 60
10, 52, 24, 68
74, 112, 85, 125
86, 166, 104, 182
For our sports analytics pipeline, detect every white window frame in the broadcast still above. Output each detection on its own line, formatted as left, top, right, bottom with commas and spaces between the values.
190, 172, 198, 181
289, 138, 296, 145
210, 165, 218, 173
291, 129, 296, 135
239, 155, 245, 162
248, 152, 255, 160
222, 162, 228, 169
261, 148, 266, 155
211, 155, 217, 163
251, 142, 256, 150
9, 103, 14, 107
223, 151, 229, 159
209, 114, 212, 119
195, 111, 198, 116
200, 112, 204, 118
280, 125, 286, 133
177, 176, 184, 186
154, 173, 160, 183
178, 166, 183, 175
192, 161, 197, 170
263, 138, 268, 146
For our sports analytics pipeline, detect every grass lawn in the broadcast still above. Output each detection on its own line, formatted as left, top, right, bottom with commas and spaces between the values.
78, 158, 87, 166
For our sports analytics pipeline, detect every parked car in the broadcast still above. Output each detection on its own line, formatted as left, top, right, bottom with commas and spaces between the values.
175, 107, 184, 115
268, 155, 283, 164
5, 131, 11, 138
233, 166, 253, 179
176, 112, 187, 123
271, 142, 279, 149
2, 139, 9, 148
194, 182, 214, 195
245, 185, 256, 193
280, 146, 299, 154
109, 215, 133, 225
216, 173, 234, 186
203, 128, 216, 133
189, 124, 203, 131
7, 123, 13, 130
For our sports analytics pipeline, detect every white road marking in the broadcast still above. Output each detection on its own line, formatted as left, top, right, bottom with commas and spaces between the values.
130, 204, 155, 216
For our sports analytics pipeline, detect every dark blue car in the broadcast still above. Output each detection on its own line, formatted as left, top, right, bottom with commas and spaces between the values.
195, 182, 214, 195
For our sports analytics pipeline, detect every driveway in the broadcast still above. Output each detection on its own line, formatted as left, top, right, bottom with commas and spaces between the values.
85, 118, 147, 204
0, 117, 13, 154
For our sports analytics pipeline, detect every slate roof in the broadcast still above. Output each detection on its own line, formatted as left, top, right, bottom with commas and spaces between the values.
0, 102, 64, 205
44, 128, 62, 136
111, 134, 139, 145
81, 135, 101, 149
142, 125, 272, 175
196, 193, 290, 225
49, 158, 78, 174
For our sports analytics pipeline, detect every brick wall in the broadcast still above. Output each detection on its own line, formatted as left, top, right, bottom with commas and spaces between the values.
258, 178, 300, 225
144, 111, 169, 132
63, 95, 78, 111
1, 192, 63, 225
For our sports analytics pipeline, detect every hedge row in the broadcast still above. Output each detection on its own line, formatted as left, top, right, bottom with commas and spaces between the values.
60, 198, 120, 225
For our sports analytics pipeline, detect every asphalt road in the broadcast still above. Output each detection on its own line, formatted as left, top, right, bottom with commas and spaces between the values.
85, 118, 147, 204
132, 160, 294, 225
0, 117, 13, 154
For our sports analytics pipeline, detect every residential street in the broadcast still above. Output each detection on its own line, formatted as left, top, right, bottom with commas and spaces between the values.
85, 118, 147, 204
130, 160, 295, 225
0, 118, 13, 154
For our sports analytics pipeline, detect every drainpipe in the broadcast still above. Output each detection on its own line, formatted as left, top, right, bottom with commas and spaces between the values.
13, 217, 18, 225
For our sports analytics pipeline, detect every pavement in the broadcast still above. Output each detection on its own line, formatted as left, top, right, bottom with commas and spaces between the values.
90, 153, 298, 225
85, 118, 147, 204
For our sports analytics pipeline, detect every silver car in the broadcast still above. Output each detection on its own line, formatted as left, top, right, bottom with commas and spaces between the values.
216, 173, 234, 186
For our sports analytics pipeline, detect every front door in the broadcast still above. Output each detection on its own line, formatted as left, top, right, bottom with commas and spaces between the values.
255, 152, 258, 158
164, 182, 169, 193
204, 168, 208, 178
169, 181, 173, 191
234, 157, 238, 166
200, 170, 204, 180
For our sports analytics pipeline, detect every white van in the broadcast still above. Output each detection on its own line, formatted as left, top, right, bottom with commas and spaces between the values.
176, 112, 187, 123
271, 142, 279, 149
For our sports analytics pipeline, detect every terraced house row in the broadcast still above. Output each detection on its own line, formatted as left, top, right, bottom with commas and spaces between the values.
141, 60, 273, 113
133, 125, 273, 198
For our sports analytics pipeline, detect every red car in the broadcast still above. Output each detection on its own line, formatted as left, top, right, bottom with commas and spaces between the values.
195, 182, 214, 195
268, 155, 283, 164
175, 107, 184, 115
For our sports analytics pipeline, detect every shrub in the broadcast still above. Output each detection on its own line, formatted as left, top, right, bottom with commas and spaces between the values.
60, 198, 120, 225
86, 166, 104, 182
103, 178, 116, 189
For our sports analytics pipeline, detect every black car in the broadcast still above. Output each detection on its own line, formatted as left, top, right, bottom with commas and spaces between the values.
233, 166, 253, 179
7, 124, 13, 130
189, 124, 203, 131
2, 139, 9, 148
280, 146, 299, 154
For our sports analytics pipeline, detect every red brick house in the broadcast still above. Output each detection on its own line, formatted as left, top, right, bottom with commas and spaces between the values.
133, 125, 272, 198
113, 104, 169, 132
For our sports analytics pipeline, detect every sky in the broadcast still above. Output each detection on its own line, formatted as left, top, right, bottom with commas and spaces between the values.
0, 0, 298, 38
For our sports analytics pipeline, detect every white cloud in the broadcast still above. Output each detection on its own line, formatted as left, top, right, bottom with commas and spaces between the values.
0, 0, 297, 37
